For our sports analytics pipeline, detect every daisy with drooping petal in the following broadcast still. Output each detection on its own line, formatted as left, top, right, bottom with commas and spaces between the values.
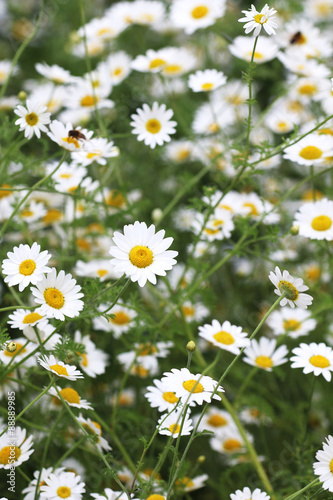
268, 266, 313, 309
313, 435, 333, 492
47, 120, 93, 151
170, 0, 226, 35
2, 242, 52, 292
238, 4, 277, 37
293, 198, 333, 241
283, 133, 333, 166
40, 471, 85, 499
130, 102, 177, 149
290, 342, 333, 381
188, 69, 227, 92
243, 338, 288, 371
38, 355, 84, 381
109, 221, 178, 287
30, 268, 84, 320
14, 99, 51, 139
77, 414, 111, 452
198, 319, 250, 354
48, 385, 93, 410
0, 426, 34, 469
161, 367, 224, 406
157, 408, 193, 438
145, 378, 180, 412
230, 487, 270, 500
266, 308, 317, 338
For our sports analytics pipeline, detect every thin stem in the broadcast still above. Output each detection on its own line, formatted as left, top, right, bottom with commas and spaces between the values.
101, 278, 131, 315
283, 478, 320, 500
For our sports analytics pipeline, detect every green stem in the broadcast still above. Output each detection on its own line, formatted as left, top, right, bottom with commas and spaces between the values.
283, 478, 320, 500
234, 366, 258, 408
243, 35, 259, 167
101, 278, 131, 315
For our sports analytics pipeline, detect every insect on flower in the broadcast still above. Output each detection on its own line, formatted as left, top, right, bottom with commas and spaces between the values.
68, 129, 87, 141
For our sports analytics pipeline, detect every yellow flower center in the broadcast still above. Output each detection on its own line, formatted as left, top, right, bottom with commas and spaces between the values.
82, 423, 96, 436
278, 280, 299, 301
248, 51, 263, 60
19, 259, 36, 276
208, 122, 219, 133
80, 95, 98, 107
43, 208, 62, 224
169, 423, 180, 434
56, 486, 71, 498
62, 136, 80, 148
44, 288, 65, 309
223, 438, 242, 451
163, 64, 182, 75
147, 495, 166, 500
138, 344, 157, 356
106, 190, 126, 208
202, 82, 214, 91
182, 379, 204, 393
301, 188, 323, 201
50, 364, 69, 376
176, 149, 191, 161
283, 319, 301, 331
23, 312, 43, 324
207, 414, 227, 427
299, 84, 317, 95
0, 445, 21, 465
132, 364, 149, 377
182, 305, 195, 316
254, 13, 267, 24
191, 5, 209, 18
21, 209, 34, 217
129, 245, 153, 268
0, 183, 11, 199
309, 355, 330, 368
176, 477, 195, 488
97, 269, 108, 278
113, 67, 123, 76
76, 237, 91, 251
86, 151, 100, 159
146, 118, 161, 134
25, 112, 39, 126
5, 342, 25, 357
163, 391, 179, 404
277, 121, 289, 132
299, 145, 323, 160
243, 202, 259, 216
204, 227, 220, 235
59, 387, 80, 404
311, 215, 332, 231
109, 311, 131, 325
149, 58, 166, 70
76, 351, 88, 367
305, 265, 321, 281
98, 27, 113, 36
330, 458, 333, 473
255, 355, 273, 369
213, 330, 235, 345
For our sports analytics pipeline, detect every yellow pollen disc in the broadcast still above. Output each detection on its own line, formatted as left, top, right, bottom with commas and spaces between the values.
255, 355, 273, 369
43, 208, 62, 224
21, 209, 34, 217
182, 305, 195, 316
223, 438, 242, 451
301, 188, 323, 201
299, 145, 323, 160
169, 423, 180, 434
23, 312, 43, 324
254, 13, 265, 23
113, 67, 123, 76
163, 391, 179, 404
82, 423, 95, 436
132, 365, 149, 377
277, 121, 288, 131
243, 202, 259, 216
311, 215, 332, 231
202, 82, 214, 91
44, 288, 65, 309
129, 245, 153, 268
97, 269, 108, 277
80, 95, 98, 107
76, 351, 88, 367
56, 486, 71, 498
191, 5, 209, 18
278, 280, 299, 301
0, 183, 11, 199
5, 342, 25, 357
177, 149, 191, 161
147, 495, 166, 500
138, 344, 157, 356
250, 52, 263, 60
0, 445, 21, 465
250, 408, 260, 418
59, 387, 80, 404
330, 458, 333, 473
149, 58, 166, 69
76, 237, 91, 251
106, 190, 126, 208
92, 420, 101, 432
60, 173, 72, 179
50, 364, 69, 376
208, 122, 219, 133
163, 64, 181, 74
146, 118, 161, 134
25, 112, 39, 126
86, 151, 99, 159
63, 136, 80, 148
299, 84, 317, 95
283, 319, 301, 331
97, 27, 113, 36
305, 266, 321, 281
109, 311, 130, 325
309, 355, 330, 368
318, 128, 333, 135
18, 259, 36, 276
204, 227, 220, 235
182, 379, 204, 393
176, 477, 194, 488
213, 219, 224, 227
207, 414, 227, 427
213, 330, 235, 345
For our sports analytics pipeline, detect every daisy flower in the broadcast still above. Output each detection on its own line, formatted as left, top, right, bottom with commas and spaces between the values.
22, 467, 66, 500
157, 408, 193, 438
71, 137, 119, 166
130, 102, 177, 149
243, 338, 288, 371
313, 435, 333, 492
169, 0, 226, 35
229, 36, 279, 64
161, 367, 224, 406
0, 426, 34, 469
188, 69, 227, 92
47, 120, 94, 151
77, 414, 111, 453
269, 266, 313, 309
192, 406, 234, 434
210, 427, 250, 455
93, 301, 137, 337
2, 242, 52, 292
74, 331, 109, 378
198, 319, 250, 354
40, 471, 85, 499
14, 99, 51, 140
109, 221, 178, 287
293, 198, 333, 240
290, 342, 333, 381
230, 487, 270, 500
35, 62, 77, 84
145, 378, 180, 412
30, 268, 84, 320
48, 386, 93, 410
266, 308, 317, 338
283, 134, 333, 166
91, 488, 139, 500
238, 4, 278, 37
0, 337, 36, 367
175, 474, 208, 492
38, 354, 84, 381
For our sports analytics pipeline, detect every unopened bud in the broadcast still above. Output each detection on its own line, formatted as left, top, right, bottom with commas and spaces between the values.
186, 341, 196, 352
6, 342, 17, 353
290, 225, 299, 235
197, 455, 206, 463
152, 208, 163, 224
18, 91, 27, 101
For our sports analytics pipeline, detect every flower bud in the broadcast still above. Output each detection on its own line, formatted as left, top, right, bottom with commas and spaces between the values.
152, 208, 163, 224
186, 341, 196, 352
